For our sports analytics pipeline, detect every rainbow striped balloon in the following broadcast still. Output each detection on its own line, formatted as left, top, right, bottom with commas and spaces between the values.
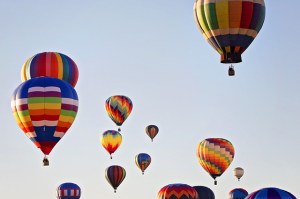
194, 0, 266, 63
21, 52, 79, 87
196, 138, 235, 185
229, 188, 248, 199
101, 130, 122, 159
105, 165, 126, 193
105, 95, 133, 129
11, 77, 78, 156
135, 153, 151, 174
157, 184, 198, 199
57, 182, 81, 199
245, 187, 296, 199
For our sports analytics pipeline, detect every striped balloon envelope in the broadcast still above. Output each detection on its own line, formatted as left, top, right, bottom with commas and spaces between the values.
229, 188, 248, 199
101, 130, 122, 159
57, 182, 81, 199
157, 183, 198, 199
193, 0, 266, 74
105, 165, 126, 193
196, 138, 235, 185
21, 52, 79, 87
193, 186, 215, 199
245, 187, 296, 199
105, 95, 133, 131
145, 125, 159, 142
11, 77, 78, 163
135, 153, 151, 174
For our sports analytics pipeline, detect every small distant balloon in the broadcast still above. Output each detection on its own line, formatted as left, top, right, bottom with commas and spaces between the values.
193, 186, 215, 199
135, 153, 151, 174
21, 52, 79, 87
196, 138, 235, 185
105, 165, 126, 193
245, 187, 296, 199
157, 184, 198, 199
105, 95, 133, 132
145, 125, 159, 142
229, 188, 248, 199
101, 130, 122, 159
234, 167, 244, 181
57, 182, 81, 199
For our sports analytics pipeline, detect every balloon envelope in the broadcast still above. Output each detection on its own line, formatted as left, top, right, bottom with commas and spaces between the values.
145, 125, 159, 141
234, 167, 244, 181
11, 77, 78, 155
194, 0, 266, 63
101, 130, 122, 158
245, 187, 296, 199
229, 188, 248, 199
193, 186, 215, 199
21, 52, 79, 87
105, 165, 126, 192
57, 182, 81, 199
196, 138, 235, 184
157, 184, 198, 199
135, 153, 151, 174
105, 95, 133, 127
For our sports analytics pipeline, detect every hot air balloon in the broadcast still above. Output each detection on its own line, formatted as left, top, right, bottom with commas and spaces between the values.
145, 125, 159, 142
21, 52, 79, 87
196, 138, 235, 185
193, 0, 266, 76
229, 188, 248, 199
11, 77, 78, 166
101, 130, 122, 159
193, 186, 215, 199
245, 187, 296, 199
135, 153, 151, 174
234, 167, 244, 181
105, 165, 126, 193
157, 184, 198, 199
57, 182, 81, 199
105, 95, 133, 132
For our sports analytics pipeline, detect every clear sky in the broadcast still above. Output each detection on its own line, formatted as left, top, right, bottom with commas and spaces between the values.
0, 1, 299, 198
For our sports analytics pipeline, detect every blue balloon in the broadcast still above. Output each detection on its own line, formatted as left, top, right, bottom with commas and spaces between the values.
57, 182, 81, 199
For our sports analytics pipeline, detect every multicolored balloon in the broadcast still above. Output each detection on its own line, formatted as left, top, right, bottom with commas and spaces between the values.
57, 182, 81, 199
196, 138, 235, 185
21, 52, 79, 87
245, 187, 296, 199
229, 188, 248, 199
101, 130, 122, 159
193, 186, 215, 199
11, 77, 78, 165
105, 165, 126, 193
135, 153, 151, 174
145, 125, 159, 142
234, 167, 244, 181
193, 0, 266, 75
157, 184, 198, 199
105, 95, 133, 131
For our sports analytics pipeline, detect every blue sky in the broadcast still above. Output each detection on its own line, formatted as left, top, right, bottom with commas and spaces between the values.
0, 1, 299, 198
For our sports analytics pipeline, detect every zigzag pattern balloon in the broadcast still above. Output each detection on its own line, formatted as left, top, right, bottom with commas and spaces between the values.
157, 184, 198, 199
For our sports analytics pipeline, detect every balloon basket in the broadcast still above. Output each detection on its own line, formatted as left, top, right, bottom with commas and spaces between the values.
228, 65, 235, 76
43, 157, 49, 166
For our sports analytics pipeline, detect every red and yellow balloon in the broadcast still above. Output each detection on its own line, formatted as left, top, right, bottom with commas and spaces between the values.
101, 130, 122, 159
196, 138, 235, 185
